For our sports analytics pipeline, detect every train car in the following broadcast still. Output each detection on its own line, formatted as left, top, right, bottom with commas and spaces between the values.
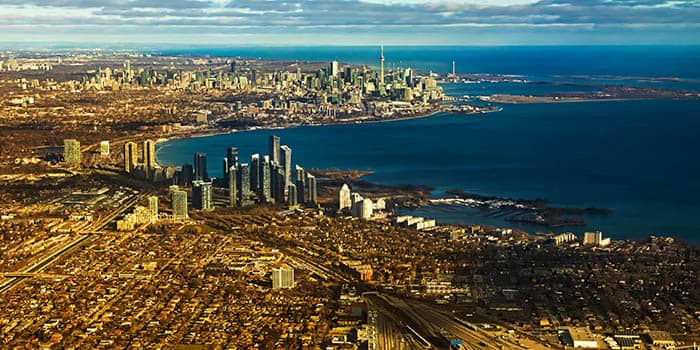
439, 328, 464, 349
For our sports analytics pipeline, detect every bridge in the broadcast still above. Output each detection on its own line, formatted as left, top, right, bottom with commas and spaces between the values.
2, 272, 69, 278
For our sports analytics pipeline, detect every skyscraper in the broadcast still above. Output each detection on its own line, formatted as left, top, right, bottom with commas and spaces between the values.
148, 195, 159, 222
280, 145, 292, 189
270, 162, 279, 203
260, 155, 272, 203
269, 135, 280, 164
170, 185, 188, 220
339, 183, 351, 212
295, 165, 305, 184
250, 153, 260, 196
192, 180, 213, 210
350, 192, 364, 217
179, 164, 194, 186
306, 173, 318, 206
329, 60, 339, 77
273, 165, 286, 203
344, 66, 353, 83
295, 165, 306, 203
287, 184, 298, 207
194, 153, 208, 181
222, 157, 229, 180
124, 142, 138, 173
143, 139, 155, 170
226, 147, 238, 169
228, 165, 237, 207
63, 139, 81, 165
272, 267, 295, 289
238, 163, 251, 206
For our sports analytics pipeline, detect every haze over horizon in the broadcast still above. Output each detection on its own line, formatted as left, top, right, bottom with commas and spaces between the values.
1, 0, 699, 46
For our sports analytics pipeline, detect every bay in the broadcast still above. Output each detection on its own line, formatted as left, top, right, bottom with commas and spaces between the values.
155, 46, 700, 242
157, 98, 700, 242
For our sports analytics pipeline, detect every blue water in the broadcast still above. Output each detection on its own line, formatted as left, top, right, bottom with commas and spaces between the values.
161, 46, 700, 77
155, 46, 700, 242
161, 46, 700, 90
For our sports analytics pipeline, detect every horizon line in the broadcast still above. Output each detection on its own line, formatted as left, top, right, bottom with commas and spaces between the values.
3, 42, 700, 49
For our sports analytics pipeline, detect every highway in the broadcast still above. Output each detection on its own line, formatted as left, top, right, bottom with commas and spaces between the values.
0, 191, 151, 294
364, 293, 536, 350
278, 246, 352, 283
365, 294, 428, 350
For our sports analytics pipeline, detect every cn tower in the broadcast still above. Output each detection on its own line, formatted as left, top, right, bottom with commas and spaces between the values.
379, 42, 385, 87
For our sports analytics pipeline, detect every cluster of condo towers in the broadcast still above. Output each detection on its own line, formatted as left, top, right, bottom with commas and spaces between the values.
172, 135, 318, 211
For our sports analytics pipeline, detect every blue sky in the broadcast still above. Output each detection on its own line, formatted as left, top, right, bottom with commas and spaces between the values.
0, 0, 699, 45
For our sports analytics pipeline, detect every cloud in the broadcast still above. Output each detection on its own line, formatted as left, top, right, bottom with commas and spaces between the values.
0, 0, 213, 9
0, 0, 698, 44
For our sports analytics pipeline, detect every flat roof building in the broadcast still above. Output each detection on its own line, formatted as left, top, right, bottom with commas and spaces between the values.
272, 266, 294, 289
63, 139, 81, 165
647, 331, 675, 348
562, 327, 599, 348
99, 140, 110, 156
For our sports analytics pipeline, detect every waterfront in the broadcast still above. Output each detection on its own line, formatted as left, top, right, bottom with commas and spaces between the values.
163, 46, 700, 76
157, 97, 700, 242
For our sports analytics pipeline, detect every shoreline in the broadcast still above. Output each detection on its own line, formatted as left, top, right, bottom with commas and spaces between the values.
485, 95, 699, 104
138, 105, 694, 245
153, 106, 452, 167
488, 97, 653, 104
153, 101, 500, 152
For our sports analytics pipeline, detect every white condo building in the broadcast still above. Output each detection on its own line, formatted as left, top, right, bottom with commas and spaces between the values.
339, 184, 351, 211
360, 198, 373, 220
583, 231, 611, 247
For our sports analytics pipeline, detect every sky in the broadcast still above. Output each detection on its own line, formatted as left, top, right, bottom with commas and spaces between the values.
0, 0, 699, 46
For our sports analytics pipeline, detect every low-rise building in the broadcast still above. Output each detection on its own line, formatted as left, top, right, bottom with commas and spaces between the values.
647, 331, 675, 348
562, 327, 599, 348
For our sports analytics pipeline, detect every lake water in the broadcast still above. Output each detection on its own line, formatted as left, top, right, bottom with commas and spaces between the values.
156, 46, 700, 242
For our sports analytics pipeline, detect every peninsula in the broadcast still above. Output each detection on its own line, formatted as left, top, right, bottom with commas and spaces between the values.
483, 85, 700, 104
